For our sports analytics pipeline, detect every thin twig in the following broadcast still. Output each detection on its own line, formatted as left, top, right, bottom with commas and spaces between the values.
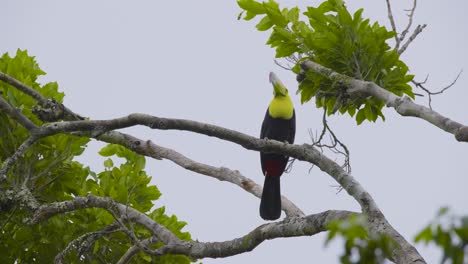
274, 59, 293, 71
0, 137, 38, 183
117, 236, 159, 264
399, 0, 418, 42
0, 206, 18, 232
0, 95, 37, 130
412, 70, 462, 109
385, 0, 400, 49
398, 24, 427, 54
311, 108, 351, 175
54, 222, 121, 264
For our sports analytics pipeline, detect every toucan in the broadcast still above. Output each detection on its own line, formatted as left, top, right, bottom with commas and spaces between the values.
260, 72, 296, 220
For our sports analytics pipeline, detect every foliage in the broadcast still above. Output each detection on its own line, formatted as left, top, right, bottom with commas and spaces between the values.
0, 49, 191, 263
415, 208, 468, 264
326, 214, 396, 264
238, 0, 415, 124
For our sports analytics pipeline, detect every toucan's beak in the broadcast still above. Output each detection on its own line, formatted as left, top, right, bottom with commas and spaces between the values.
269, 72, 287, 96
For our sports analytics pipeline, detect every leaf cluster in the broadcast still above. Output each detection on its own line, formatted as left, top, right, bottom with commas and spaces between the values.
0, 50, 192, 263
415, 208, 468, 264
238, 0, 415, 124
326, 215, 396, 264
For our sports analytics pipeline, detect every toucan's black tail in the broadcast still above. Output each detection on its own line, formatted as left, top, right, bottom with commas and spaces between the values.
260, 176, 281, 220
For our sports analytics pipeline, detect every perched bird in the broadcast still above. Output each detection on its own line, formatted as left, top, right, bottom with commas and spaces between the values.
260, 72, 296, 220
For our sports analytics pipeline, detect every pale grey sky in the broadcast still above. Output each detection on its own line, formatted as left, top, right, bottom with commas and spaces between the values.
3, 0, 468, 263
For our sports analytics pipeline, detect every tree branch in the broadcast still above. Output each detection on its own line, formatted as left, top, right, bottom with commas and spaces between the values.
412, 71, 462, 109
0, 70, 304, 217
398, 24, 426, 54
31, 195, 181, 245
0, 71, 84, 121
0, 137, 38, 183
384, 0, 400, 49
0, 70, 426, 262
399, 0, 418, 43
0, 94, 37, 130
117, 236, 159, 264
32, 195, 353, 260
54, 222, 121, 264
152, 210, 354, 259
311, 108, 351, 175
28, 115, 377, 211
29, 115, 426, 262
77, 130, 305, 217
301, 60, 468, 142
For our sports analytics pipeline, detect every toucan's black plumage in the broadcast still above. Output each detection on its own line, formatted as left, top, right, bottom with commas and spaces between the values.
259, 72, 296, 221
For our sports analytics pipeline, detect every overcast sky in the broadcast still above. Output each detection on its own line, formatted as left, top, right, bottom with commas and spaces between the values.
3, 0, 468, 263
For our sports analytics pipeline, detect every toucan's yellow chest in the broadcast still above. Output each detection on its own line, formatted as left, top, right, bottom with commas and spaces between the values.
268, 95, 294, 119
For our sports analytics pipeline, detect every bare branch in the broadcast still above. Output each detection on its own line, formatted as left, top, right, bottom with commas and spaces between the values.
117, 236, 159, 264
383, 0, 423, 54
0, 94, 37, 130
274, 59, 293, 71
32, 195, 354, 260
25, 113, 427, 262
384, 0, 400, 49
31, 195, 181, 245
412, 70, 463, 109
0, 71, 84, 121
311, 108, 351, 174
0, 137, 38, 183
148, 210, 354, 259
80, 131, 305, 217
398, 24, 427, 54
0, 70, 427, 262
0, 70, 304, 217
28, 114, 378, 212
301, 60, 468, 142
0, 206, 18, 232
399, 0, 418, 42
54, 222, 121, 264
0, 72, 48, 106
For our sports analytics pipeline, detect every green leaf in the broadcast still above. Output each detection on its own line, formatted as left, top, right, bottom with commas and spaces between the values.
240, 0, 415, 124
141, 254, 152, 262
263, 0, 288, 27
274, 27, 294, 40
437, 206, 450, 217
275, 43, 298, 58
99, 144, 118, 157
256, 16, 273, 31
287, 7, 299, 23
104, 158, 114, 168
134, 156, 146, 172
347, 106, 356, 117
454, 227, 468, 242
244, 11, 257, 21
356, 108, 366, 125
414, 226, 433, 243
93, 240, 99, 253
237, 0, 265, 14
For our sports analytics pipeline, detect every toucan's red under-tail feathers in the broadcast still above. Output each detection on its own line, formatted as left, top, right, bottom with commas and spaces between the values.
260, 176, 281, 220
